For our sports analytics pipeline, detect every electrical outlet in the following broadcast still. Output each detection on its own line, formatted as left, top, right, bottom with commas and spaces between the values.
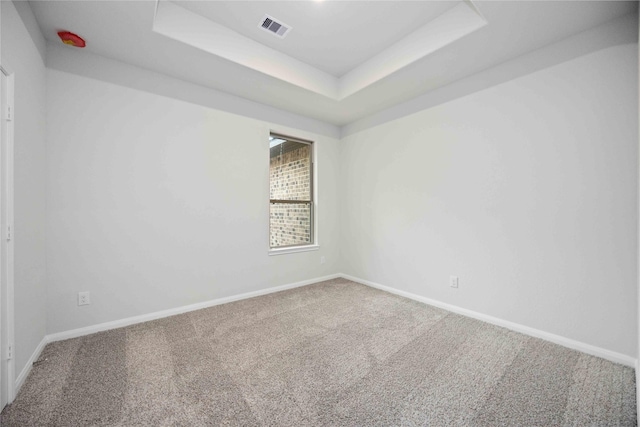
320, 256, 326, 264
78, 291, 90, 306
450, 276, 459, 288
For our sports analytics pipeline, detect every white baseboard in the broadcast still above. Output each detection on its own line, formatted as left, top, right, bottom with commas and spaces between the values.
30, 270, 635, 392
46, 273, 340, 343
341, 273, 637, 368
15, 336, 48, 397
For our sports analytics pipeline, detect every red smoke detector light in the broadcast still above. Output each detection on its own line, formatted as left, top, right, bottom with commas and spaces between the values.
57, 31, 86, 48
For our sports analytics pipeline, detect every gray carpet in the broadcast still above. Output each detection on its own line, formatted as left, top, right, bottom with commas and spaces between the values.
1, 278, 636, 426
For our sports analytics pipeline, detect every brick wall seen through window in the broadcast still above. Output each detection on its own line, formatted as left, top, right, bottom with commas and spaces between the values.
269, 136, 313, 248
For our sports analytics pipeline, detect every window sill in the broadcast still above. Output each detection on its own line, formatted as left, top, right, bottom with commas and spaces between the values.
269, 244, 320, 256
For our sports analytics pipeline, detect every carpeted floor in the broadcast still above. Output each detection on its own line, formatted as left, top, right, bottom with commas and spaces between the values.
1, 278, 636, 426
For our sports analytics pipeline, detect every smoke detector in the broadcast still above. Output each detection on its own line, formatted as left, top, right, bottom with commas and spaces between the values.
258, 14, 292, 39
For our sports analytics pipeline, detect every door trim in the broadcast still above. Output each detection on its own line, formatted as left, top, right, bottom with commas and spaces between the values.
1, 64, 16, 406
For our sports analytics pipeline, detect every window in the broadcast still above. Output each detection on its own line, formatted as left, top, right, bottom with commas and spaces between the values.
269, 133, 313, 249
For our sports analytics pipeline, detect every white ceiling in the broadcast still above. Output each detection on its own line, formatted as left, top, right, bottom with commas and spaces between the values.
29, 1, 637, 127
175, 1, 460, 77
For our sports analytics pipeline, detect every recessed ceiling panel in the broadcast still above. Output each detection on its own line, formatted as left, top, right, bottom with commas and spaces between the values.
175, 0, 460, 77
153, 0, 486, 100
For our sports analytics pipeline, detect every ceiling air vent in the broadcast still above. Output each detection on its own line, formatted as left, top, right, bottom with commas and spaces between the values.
259, 14, 292, 39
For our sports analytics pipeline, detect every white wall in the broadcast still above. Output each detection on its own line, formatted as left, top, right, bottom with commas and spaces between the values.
340, 44, 638, 357
45, 69, 340, 334
32, 3, 640, 367
1, 2, 47, 377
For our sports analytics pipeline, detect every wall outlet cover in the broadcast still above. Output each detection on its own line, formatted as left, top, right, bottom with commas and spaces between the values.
78, 291, 91, 306
450, 276, 459, 288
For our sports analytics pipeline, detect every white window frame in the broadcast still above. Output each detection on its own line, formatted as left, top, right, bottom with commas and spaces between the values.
268, 132, 319, 255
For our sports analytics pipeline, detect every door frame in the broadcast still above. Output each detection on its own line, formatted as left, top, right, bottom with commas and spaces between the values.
0, 64, 16, 407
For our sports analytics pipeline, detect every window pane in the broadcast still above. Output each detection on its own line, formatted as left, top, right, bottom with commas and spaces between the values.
270, 202, 311, 247
269, 134, 313, 249
270, 141, 311, 201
